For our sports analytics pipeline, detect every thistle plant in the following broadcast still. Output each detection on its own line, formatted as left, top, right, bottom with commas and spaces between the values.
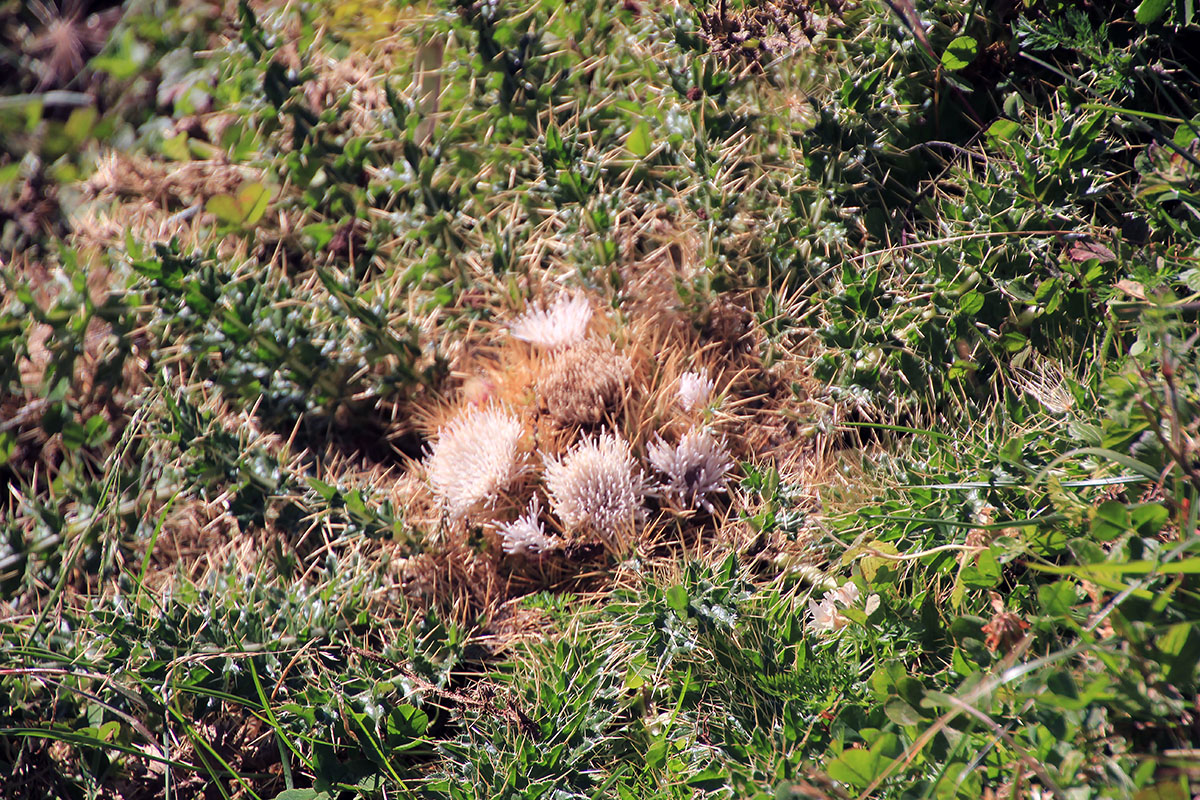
647, 427, 734, 512
537, 337, 632, 426
496, 497, 559, 556
509, 293, 593, 349
425, 405, 525, 519
676, 370, 715, 412
543, 432, 645, 542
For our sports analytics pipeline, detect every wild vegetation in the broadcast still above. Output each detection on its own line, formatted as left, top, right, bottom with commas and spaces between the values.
3, 0, 1200, 797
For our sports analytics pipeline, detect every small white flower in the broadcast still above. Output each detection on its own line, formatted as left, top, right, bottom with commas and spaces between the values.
647, 428, 734, 512
677, 370, 714, 412
510, 293, 592, 349
497, 497, 559, 556
426, 406, 524, 518
832, 582, 860, 608
807, 583, 878, 637
543, 432, 645, 540
807, 595, 848, 635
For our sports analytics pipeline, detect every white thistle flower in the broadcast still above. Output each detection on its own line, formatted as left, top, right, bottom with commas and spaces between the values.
543, 432, 645, 540
677, 370, 714, 412
647, 428, 734, 512
426, 406, 524, 518
510, 293, 592, 349
497, 497, 558, 556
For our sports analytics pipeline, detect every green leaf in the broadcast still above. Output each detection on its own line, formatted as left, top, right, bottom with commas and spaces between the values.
666, 585, 689, 615
1135, 783, 1189, 800
627, 121, 653, 159
162, 131, 190, 161
686, 767, 727, 791
827, 748, 883, 789
646, 739, 668, 771
884, 700, 922, 726
545, 125, 566, 164
0, 430, 15, 467
826, 734, 899, 789
1129, 503, 1168, 536
64, 107, 98, 146
941, 36, 978, 71
1158, 622, 1200, 684
1038, 581, 1077, 616
309, 478, 338, 503
303, 223, 335, 249
958, 290, 985, 315
987, 118, 1021, 142
1135, 0, 1171, 23
387, 704, 429, 741
1090, 500, 1129, 542
206, 193, 243, 224
206, 182, 271, 226
1000, 332, 1028, 353
271, 791, 331, 800
239, 182, 271, 224
83, 414, 111, 448
0, 162, 21, 185
960, 549, 1001, 588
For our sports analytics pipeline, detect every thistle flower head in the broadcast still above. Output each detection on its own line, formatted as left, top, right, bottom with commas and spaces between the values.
543, 432, 645, 540
27, 0, 114, 90
677, 370, 714, 412
510, 293, 592, 349
647, 427, 734, 512
497, 497, 559, 556
538, 337, 632, 426
426, 406, 524, 518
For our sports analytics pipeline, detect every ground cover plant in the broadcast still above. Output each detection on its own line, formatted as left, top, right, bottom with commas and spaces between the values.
3, 0, 1200, 797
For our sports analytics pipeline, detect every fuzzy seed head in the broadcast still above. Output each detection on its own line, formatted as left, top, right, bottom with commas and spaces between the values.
677, 370, 714, 411
426, 406, 524, 518
28, 0, 113, 90
543, 432, 645, 540
497, 497, 558, 556
510, 293, 592, 349
538, 338, 632, 426
647, 428, 734, 512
